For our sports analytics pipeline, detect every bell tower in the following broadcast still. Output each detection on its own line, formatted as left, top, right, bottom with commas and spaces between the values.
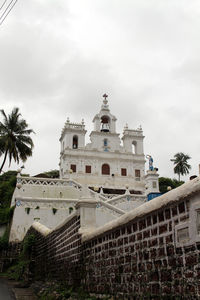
122, 124, 144, 155
90, 94, 120, 152
93, 94, 117, 134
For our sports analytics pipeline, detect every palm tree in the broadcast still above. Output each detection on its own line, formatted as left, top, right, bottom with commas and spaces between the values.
0, 107, 34, 173
171, 152, 191, 181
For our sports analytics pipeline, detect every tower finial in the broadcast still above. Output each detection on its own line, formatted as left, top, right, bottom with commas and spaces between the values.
102, 93, 108, 107
103, 93, 108, 100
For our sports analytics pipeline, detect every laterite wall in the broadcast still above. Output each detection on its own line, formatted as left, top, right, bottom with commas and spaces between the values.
82, 198, 200, 298
26, 187, 200, 298
27, 213, 82, 286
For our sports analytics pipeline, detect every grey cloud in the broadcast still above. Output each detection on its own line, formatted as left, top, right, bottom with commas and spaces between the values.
1, 0, 200, 178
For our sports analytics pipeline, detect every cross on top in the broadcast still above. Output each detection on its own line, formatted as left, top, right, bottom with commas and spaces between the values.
103, 93, 108, 100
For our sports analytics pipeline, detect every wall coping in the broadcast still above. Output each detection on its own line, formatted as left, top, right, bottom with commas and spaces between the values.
82, 177, 200, 241
53, 210, 78, 232
15, 197, 79, 203
32, 222, 52, 236
31, 211, 79, 237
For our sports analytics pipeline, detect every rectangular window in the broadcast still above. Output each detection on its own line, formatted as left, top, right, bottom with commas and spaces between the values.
70, 164, 76, 173
177, 227, 189, 243
152, 181, 157, 188
121, 168, 127, 176
85, 165, 91, 174
135, 169, 141, 177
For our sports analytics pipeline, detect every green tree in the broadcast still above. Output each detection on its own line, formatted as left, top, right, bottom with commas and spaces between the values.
44, 169, 59, 178
34, 170, 59, 178
171, 152, 191, 181
0, 107, 34, 173
159, 177, 184, 194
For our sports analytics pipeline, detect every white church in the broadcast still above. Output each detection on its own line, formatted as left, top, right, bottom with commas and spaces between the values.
9, 95, 160, 242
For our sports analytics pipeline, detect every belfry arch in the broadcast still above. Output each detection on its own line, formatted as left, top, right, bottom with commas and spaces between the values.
132, 141, 137, 154
72, 135, 78, 149
101, 115, 110, 132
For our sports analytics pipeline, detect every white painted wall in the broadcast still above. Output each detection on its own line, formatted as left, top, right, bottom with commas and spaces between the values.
60, 99, 146, 194
10, 205, 74, 242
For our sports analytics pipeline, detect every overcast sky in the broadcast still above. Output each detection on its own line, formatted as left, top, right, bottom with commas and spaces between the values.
1, 0, 200, 180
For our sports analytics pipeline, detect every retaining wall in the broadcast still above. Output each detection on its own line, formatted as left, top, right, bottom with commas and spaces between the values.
27, 213, 82, 286
25, 178, 200, 298
82, 198, 199, 297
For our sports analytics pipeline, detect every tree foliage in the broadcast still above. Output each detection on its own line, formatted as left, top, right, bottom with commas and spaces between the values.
0, 171, 17, 250
44, 169, 59, 178
171, 152, 191, 181
34, 170, 59, 178
0, 171, 17, 208
0, 107, 34, 173
159, 177, 184, 194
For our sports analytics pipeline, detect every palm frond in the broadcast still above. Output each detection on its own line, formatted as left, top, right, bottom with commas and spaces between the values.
171, 152, 191, 180
0, 107, 34, 172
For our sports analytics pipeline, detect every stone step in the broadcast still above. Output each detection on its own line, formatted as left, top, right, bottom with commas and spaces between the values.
12, 287, 37, 300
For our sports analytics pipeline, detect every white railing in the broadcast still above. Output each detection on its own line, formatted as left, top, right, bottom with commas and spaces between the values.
99, 194, 121, 200
97, 200, 125, 215
106, 194, 146, 205
16, 176, 147, 216
17, 176, 82, 191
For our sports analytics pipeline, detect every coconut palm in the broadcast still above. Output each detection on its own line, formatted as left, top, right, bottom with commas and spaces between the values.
171, 152, 191, 181
0, 107, 34, 173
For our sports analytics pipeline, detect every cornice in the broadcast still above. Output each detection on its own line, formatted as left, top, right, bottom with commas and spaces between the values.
89, 131, 120, 137
60, 128, 87, 141
62, 150, 145, 162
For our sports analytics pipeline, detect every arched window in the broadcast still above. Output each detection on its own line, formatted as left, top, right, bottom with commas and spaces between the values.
121, 168, 127, 176
132, 141, 136, 154
102, 163, 110, 175
72, 135, 78, 149
101, 115, 110, 132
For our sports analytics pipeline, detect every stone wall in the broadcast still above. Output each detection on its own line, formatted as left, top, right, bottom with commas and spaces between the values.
27, 212, 82, 286
0, 242, 21, 272
25, 178, 200, 298
82, 198, 199, 298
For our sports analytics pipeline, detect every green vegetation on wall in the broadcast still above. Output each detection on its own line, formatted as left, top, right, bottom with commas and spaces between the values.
6, 233, 36, 281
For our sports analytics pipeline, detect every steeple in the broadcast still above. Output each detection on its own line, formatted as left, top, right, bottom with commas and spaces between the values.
92, 94, 117, 133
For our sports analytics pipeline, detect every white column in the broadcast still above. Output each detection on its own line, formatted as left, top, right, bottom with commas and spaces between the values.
76, 185, 98, 235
